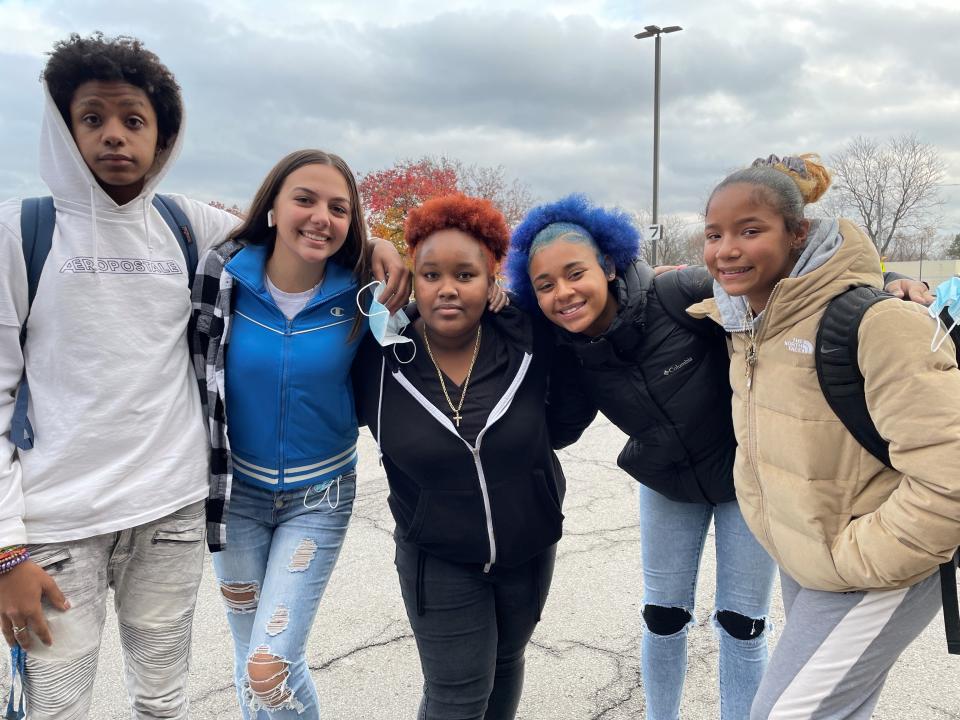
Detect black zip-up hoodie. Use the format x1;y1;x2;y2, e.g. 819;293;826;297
353;304;591;569
557;262;736;504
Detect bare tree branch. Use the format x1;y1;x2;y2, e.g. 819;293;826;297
828;134;945;256
631;211;705;266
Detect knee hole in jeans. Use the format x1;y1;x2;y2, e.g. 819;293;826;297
642;604;691;635
220;581;260;613
716;610;766;640
246;650;304;713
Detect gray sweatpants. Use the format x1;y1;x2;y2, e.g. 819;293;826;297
751;570;942;719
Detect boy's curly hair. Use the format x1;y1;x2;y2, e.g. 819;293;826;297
405;194;510;272
44;33;183;150
506;194;641;309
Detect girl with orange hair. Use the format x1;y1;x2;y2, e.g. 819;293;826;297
352;194;593;720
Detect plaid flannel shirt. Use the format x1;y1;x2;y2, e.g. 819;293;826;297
190;238;245;551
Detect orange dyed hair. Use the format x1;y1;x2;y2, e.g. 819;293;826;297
405;194;509;272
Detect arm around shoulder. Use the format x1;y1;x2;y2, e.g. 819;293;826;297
165;194;243;257
546;344;598;449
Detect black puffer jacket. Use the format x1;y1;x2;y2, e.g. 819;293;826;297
557;262;735;504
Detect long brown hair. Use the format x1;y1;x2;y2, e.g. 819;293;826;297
231;149;371;338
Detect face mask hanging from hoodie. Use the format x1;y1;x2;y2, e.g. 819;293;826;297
356;280;416;363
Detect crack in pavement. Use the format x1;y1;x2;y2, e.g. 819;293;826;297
312;628;413;671
531;637;643;719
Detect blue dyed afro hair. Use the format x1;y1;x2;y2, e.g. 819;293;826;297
505;194;642;310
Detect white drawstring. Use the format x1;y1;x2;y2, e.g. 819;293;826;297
303;474;342;510
89;185;100;277
376;357;385;465
142;196;153;261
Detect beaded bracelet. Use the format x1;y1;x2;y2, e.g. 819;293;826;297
0;545;26;559
0;547;26;562
0;548;29;574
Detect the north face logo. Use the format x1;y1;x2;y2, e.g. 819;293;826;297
784;337;813;354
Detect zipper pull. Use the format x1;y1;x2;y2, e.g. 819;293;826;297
745;343;757;390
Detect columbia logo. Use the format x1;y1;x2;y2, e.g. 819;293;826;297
663;357;693;376
784;338;813;354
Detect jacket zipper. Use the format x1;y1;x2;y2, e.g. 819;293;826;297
278;317;292;491
390;353;533;572
745;286;781;555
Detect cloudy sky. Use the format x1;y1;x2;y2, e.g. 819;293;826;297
1;0;959;233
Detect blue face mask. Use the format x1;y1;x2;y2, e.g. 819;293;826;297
928;276;960;351
356;280;415;363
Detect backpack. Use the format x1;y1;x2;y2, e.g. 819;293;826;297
816;285;960;655
9;195;198;450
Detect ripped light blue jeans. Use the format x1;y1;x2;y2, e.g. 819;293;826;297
212;472;356;719
639;484;776;720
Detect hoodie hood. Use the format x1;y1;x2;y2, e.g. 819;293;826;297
39;80;183;212
711;218;881;333
38;80;185;267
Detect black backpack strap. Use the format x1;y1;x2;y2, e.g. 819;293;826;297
11;197;56;450
152;194;198;288
942;552;960;655
818;286;960;653
653;268;718;338
815;286;894;467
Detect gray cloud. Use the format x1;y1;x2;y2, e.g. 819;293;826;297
0;0;958;233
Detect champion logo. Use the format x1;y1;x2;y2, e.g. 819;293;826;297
331;307;345;317
784;337;814;354
663;357;694;376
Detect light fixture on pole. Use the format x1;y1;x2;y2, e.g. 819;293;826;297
635;24;682;265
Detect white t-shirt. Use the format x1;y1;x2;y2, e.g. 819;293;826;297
265;274;320;320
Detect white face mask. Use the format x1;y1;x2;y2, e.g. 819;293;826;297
929;276;960;352
356;280;416;363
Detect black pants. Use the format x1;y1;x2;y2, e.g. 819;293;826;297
395;541;557;720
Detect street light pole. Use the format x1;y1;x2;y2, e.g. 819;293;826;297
635;24;682;265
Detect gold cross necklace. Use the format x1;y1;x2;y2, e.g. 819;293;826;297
423;324;482;427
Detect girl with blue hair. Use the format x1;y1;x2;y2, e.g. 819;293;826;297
505;193;926;719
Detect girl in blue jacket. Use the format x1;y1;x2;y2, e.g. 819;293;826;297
191;149;407;719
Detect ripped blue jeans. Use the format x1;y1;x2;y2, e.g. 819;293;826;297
638;484;776;720
212;473;356;719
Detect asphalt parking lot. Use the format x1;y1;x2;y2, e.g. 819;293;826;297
3;419;958;718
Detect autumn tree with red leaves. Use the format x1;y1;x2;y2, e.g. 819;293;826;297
208;200;245;218
359;156;533;256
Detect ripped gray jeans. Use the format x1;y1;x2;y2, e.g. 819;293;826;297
23;499;206;719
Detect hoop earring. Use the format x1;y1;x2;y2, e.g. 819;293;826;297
267;210;275;227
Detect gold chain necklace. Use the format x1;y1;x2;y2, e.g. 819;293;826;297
422;324;482;427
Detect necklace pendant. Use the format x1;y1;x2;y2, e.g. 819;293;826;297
452;411;462;427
